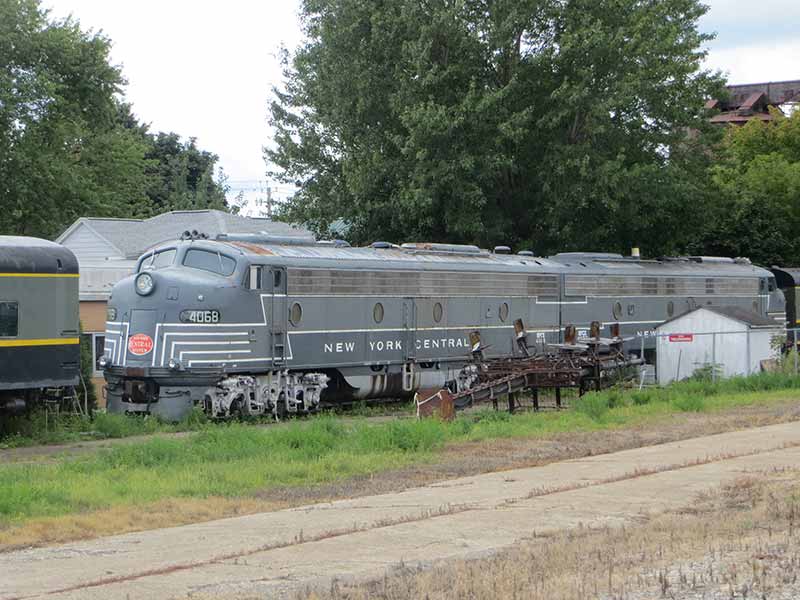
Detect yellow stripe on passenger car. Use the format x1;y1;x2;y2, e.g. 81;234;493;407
0;273;79;278
0;338;80;347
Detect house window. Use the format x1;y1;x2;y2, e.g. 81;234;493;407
82;333;106;377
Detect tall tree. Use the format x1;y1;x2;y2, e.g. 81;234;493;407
698;109;800;266
0;0;230;239
144;132;229;213
268;0;724;255
0;0;153;238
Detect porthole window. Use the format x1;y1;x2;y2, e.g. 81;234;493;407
612;301;623;320
499;302;509;322
433;302;443;323
667;301;674;317
373;302;384;324
289;302;303;326
627;304;635;316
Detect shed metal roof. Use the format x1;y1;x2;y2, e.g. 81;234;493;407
656;306;779;329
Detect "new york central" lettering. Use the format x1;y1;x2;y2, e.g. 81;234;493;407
323;336;471;354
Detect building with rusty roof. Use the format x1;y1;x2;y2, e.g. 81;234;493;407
707;80;800;125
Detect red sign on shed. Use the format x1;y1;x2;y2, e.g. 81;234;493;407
668;334;694;343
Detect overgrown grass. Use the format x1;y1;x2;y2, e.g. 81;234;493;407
572;371;800;421
1;371;800;528
0;408;208;449
0;400;414;449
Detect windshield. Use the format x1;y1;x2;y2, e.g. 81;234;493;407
183;248;236;276
140;249;176;272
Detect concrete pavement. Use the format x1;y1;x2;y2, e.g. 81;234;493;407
3;421;800;599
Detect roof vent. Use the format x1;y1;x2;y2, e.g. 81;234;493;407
400;242;483;255
688;256;735;264
517;250;534;256
316;239;351;247
551;252;624;260
493;245;511;254
216;233;317;246
370;241;396;249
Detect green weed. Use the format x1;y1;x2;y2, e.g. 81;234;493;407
573;394;610;421
671;394;706;412
2;372;800;527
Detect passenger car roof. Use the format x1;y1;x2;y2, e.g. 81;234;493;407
0;236;79;274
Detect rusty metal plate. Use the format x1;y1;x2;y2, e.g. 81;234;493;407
416;388;455;421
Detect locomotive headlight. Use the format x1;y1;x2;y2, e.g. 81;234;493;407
135;272;155;296
98;355;108;369
168;358;181;371
106;307;117;321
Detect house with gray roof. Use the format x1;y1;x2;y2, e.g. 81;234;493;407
55;209;312;401
58;209;310;272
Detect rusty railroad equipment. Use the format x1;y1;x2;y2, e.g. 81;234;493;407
417;320;643;417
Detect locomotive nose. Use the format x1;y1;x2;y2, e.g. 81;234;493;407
105;272;163;368
125;309;158;365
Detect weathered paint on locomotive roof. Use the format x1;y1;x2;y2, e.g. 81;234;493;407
216;241;570;273
146;238;771;279
0;236;79;275
227;241;276;256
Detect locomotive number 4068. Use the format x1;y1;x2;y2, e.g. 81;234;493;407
180;310;221;324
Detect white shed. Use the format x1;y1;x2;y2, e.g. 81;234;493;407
655;306;782;385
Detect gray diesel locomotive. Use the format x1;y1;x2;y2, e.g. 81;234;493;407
0;236;81;414
102;235;785;420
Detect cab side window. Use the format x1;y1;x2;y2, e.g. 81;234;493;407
248;265;263;290
0;301;19;337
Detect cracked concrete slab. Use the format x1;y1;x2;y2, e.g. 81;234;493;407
3;421;800;600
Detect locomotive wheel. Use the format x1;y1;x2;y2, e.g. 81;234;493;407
275;392;288;421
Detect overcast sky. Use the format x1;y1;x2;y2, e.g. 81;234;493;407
46;0;800;213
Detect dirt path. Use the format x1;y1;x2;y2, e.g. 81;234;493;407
3;421;800;600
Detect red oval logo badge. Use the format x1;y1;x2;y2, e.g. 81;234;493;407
128;333;154;356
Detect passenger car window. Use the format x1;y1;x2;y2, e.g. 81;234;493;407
0;302;19;337
183;249;236;276
141;249;177;271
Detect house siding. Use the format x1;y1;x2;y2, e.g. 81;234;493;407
61;224;122;262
